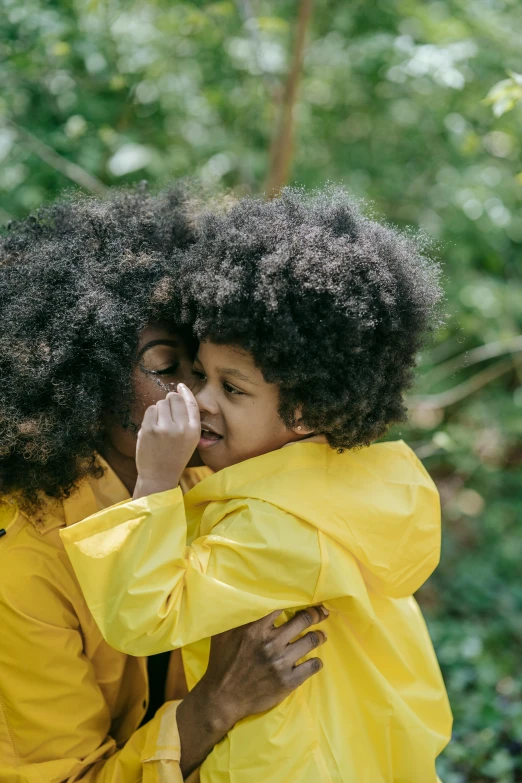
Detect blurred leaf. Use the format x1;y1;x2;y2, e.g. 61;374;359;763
485;75;522;117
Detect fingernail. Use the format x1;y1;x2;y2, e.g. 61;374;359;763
178;383;186;389
321;606;329;617
322;632;328;641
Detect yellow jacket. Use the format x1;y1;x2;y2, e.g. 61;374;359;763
62;441;453;783
0;457;207;783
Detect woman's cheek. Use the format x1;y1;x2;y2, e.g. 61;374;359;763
104;420;138;458
133;373;167;412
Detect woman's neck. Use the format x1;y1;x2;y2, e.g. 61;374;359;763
100;444;138;495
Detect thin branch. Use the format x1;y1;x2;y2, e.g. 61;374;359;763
421;334;522;387
418;336;465;366
264;0;313;198
412;356;515;410
6;118;108;195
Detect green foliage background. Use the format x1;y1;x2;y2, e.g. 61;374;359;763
1;1;522;779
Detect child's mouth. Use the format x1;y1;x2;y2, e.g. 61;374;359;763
199;427;223;449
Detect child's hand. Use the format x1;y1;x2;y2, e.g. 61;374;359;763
133;383;201;499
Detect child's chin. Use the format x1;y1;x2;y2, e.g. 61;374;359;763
196;446;230;473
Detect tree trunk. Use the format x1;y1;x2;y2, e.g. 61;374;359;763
264;0;313;198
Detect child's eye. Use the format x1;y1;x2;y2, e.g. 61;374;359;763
192;369;207;381
223;382;244;396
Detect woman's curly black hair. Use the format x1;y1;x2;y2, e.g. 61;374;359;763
0;182;195;509
181;186;443;450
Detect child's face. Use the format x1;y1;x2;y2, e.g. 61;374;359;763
193;342;303;472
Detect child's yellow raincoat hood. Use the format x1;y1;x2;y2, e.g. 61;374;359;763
191;439;440;601
62;441;452;783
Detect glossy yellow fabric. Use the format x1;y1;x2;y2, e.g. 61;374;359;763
62;441;453;783
0;458;208;783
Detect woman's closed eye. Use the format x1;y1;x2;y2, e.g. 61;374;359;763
139;360;180;377
152;362;180;376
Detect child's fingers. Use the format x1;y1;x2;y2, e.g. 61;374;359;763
141;404;158;429
166;391;190;427
156;397;175;427
177;383;201;430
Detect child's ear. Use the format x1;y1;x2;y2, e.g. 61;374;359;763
291;409;315;436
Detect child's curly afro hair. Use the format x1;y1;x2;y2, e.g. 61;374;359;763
182;186;443;450
0;182;195;509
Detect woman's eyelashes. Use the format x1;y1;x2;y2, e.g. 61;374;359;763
140;361;180;377
153;363;180;376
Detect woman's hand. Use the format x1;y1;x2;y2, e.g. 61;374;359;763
201;605;329;726
134;383;201;499
176;605;329;777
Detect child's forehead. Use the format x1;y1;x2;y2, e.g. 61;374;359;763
199;340;247;360
197;341;262;380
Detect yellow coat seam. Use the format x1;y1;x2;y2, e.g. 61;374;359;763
0;684;20;767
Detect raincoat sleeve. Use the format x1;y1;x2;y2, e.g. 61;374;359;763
61;488;365;656
86;702;186;783
0;527;185;783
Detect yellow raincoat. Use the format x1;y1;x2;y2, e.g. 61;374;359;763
0;457;207;783
62;441;453;783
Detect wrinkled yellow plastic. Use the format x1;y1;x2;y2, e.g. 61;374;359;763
62;441;452;782
0;459;212;783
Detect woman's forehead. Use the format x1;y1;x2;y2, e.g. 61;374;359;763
137;323;180;350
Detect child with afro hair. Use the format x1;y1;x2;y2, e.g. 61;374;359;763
62;187;452;783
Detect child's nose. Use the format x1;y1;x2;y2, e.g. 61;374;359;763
195;385;219;415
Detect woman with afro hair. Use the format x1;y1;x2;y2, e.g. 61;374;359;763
62;187;453;783
0;183;330;783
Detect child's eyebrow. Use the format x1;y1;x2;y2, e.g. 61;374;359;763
194;354;260;385
217;366;259;385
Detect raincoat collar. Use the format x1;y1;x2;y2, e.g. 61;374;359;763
64;454;130;527
29;457;210;535
186;439;440;599
29;454;130;535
